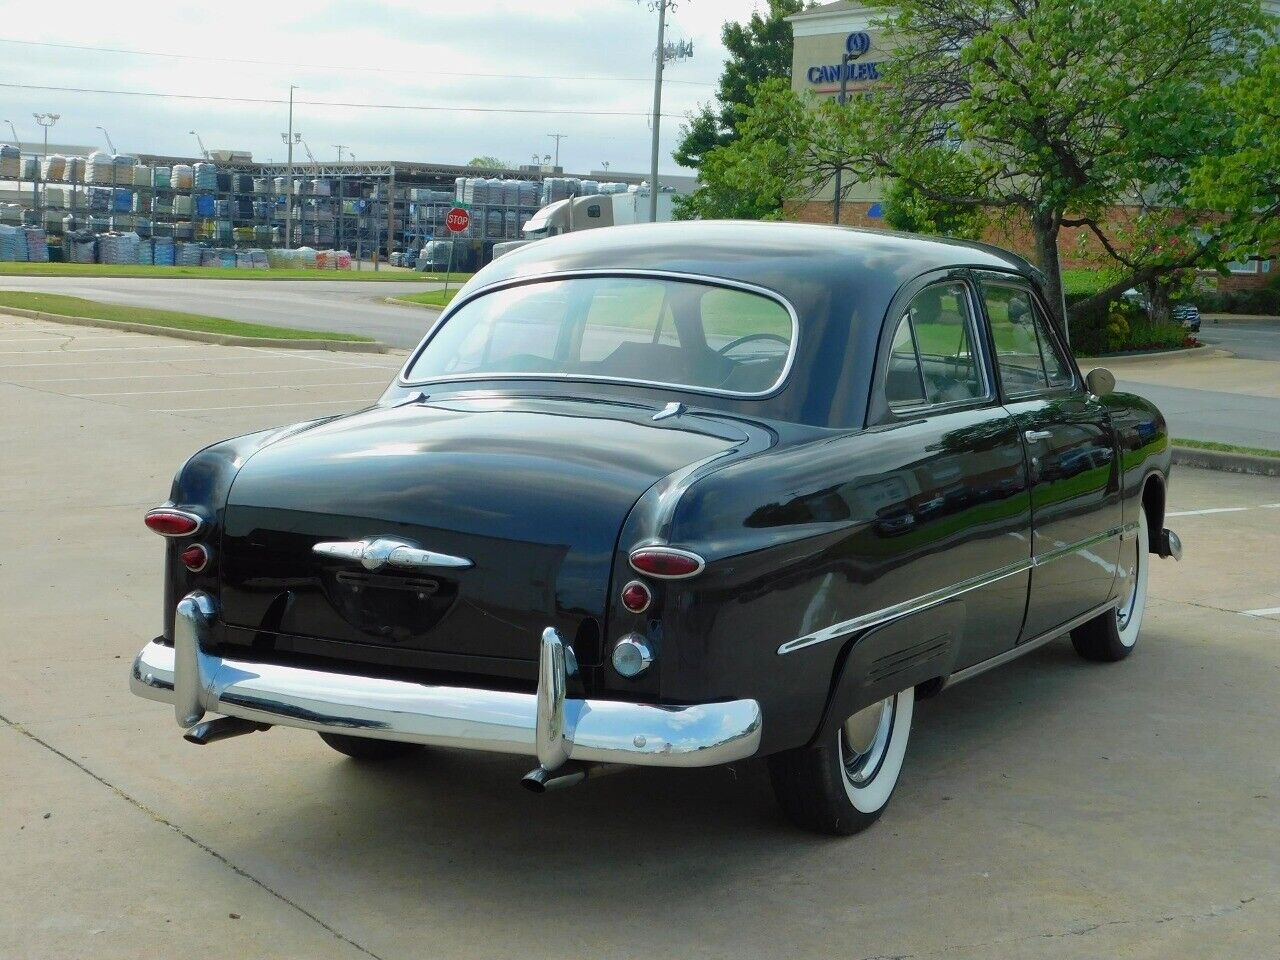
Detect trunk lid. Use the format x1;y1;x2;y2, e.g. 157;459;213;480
219;396;744;663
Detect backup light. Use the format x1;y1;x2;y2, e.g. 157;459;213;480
628;547;705;580
612;634;654;678
144;508;203;537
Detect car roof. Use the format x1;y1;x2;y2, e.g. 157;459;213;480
468;220;1039;307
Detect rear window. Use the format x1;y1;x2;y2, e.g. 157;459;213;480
404;275;795;395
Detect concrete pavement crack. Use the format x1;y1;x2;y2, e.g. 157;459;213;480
0;711;387;960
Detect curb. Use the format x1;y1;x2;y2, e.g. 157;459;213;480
1171;446;1280;478
1082;347;1227;367
384;296;444;313
0;307;388;353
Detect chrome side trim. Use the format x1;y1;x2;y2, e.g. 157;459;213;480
396;268;802;401
777;557;1033;656
131;592;762;769
312;537;473;571
942;599;1119;688
777;523;1134;656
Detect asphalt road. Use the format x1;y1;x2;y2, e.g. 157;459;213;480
1198;319;1280;361
0;276;444;349
1114;380;1280;449
3;315;1278;959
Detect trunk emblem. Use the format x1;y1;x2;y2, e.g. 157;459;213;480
312;538;473;572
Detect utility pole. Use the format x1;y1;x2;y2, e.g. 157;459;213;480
641;2;691;223
601;160;610;173
3;120;17;146
189;130;209;159
33;112;58;158
282;84;299;248
5;120;19;208
831;53;852;225
547;134;566;169
95;125;116;154
333;144;348;163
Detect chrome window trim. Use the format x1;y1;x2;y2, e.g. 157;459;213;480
395;268;802;401
776;521;1137;655
884;278;995;418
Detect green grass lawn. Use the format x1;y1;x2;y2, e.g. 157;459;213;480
395;289;460;308
0;292;373;342
1173;437;1280;459
0;262;471;282
1061;268;1120;297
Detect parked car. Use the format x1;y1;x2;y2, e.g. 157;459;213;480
131;223;1182;834
1121;288;1201;331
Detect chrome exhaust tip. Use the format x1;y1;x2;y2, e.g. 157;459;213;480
521;761;626;793
1156;527;1182;561
183;716;271;745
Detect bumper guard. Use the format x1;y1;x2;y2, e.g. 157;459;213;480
130;592;762;771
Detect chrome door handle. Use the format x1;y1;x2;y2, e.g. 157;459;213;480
1024;429;1053;443
313;538;473;571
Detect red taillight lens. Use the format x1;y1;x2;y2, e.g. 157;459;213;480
628;547;705;579
180;544;210;572
144;509;202;537
620;580;652;613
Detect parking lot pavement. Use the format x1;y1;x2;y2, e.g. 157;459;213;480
3;316;1279;960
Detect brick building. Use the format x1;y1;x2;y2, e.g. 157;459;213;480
785;0;1277;289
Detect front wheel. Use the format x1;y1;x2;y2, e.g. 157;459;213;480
767;686;915;835
1071;509;1149;662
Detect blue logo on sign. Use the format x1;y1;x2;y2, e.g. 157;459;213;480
846;31;871;55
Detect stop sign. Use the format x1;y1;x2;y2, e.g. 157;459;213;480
445;207;470;233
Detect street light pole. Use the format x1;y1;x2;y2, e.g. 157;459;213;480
32;112;58;158
95;125;116;154
832;52;852;225
547;134;566;169
189;130;209;160
3;120;17;146
283;84;299;248
647;1;668;223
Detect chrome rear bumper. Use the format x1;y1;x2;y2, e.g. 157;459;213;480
130;591;762;771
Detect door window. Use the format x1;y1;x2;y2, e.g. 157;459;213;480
984;284;1074;394
883;281;987;411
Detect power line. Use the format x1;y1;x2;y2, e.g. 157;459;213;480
0;82;691;119
0;36;717;87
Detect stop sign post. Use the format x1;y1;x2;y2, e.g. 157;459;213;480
442;206;470;294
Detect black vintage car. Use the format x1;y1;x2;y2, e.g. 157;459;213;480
131;222;1182;834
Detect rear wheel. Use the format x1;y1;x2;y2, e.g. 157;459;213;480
767;686;915;835
1072;509;1149;661
318;732;423;761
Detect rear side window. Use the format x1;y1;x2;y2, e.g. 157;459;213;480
983;284;1074;394
883;281;987;411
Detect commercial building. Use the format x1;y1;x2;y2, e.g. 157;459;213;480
785;0;1277;288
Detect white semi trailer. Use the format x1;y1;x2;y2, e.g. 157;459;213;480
491;190;677;260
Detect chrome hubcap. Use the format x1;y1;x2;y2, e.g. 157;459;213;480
1117;535;1141;629
841;695;895;786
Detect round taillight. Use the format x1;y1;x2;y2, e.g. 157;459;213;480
628;547;705;580
180;544;211;572
620;580;651;613
144;508;203;537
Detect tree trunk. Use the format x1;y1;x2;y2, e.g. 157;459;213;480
1143;279;1172;325
1030;210;1068;339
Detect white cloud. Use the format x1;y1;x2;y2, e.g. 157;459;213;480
0;0;754;173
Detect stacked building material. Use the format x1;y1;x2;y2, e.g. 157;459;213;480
62;157;85;183
175;242;202;266
67;230;97;263
152;237;175;265
84;152;115;185
134;218;152;238
171;165;194;190
0;224;26;261
173;195;193;216
172;221;193;240
22;157;39;180
24;227;48;261
193;163;217;191
87;188;111;213
198;247;218;267
132;165;152;187
194;193;216;217
135;238;154;265
249;249;269;269
0;145;20;180
98;232;140;265
41;155;67;181
113;188;134;213
216;172;232;193
151;167;171;190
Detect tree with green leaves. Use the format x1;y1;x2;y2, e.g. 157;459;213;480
835;0;1267;326
467;156;509;169
673;0;804;219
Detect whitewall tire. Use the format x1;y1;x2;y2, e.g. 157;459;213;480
768;686;916;835
1072;509;1150;661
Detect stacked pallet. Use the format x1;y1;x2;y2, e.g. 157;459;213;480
0;145;20;180
193;162;217;191
153;237;176;265
0;224;26;260
41;155;67;181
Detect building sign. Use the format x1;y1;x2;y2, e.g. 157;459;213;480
805;31;882;93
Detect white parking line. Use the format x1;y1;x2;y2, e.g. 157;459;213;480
79;380;388;397
1242;607;1280;618
1167;504;1280;517
0;344;201;355
0;355;399;370
18;367;388;383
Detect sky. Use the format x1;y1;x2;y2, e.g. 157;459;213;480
0;0;751;175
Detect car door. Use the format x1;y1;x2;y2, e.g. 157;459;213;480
866;273;1032;671
977;273;1123;641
